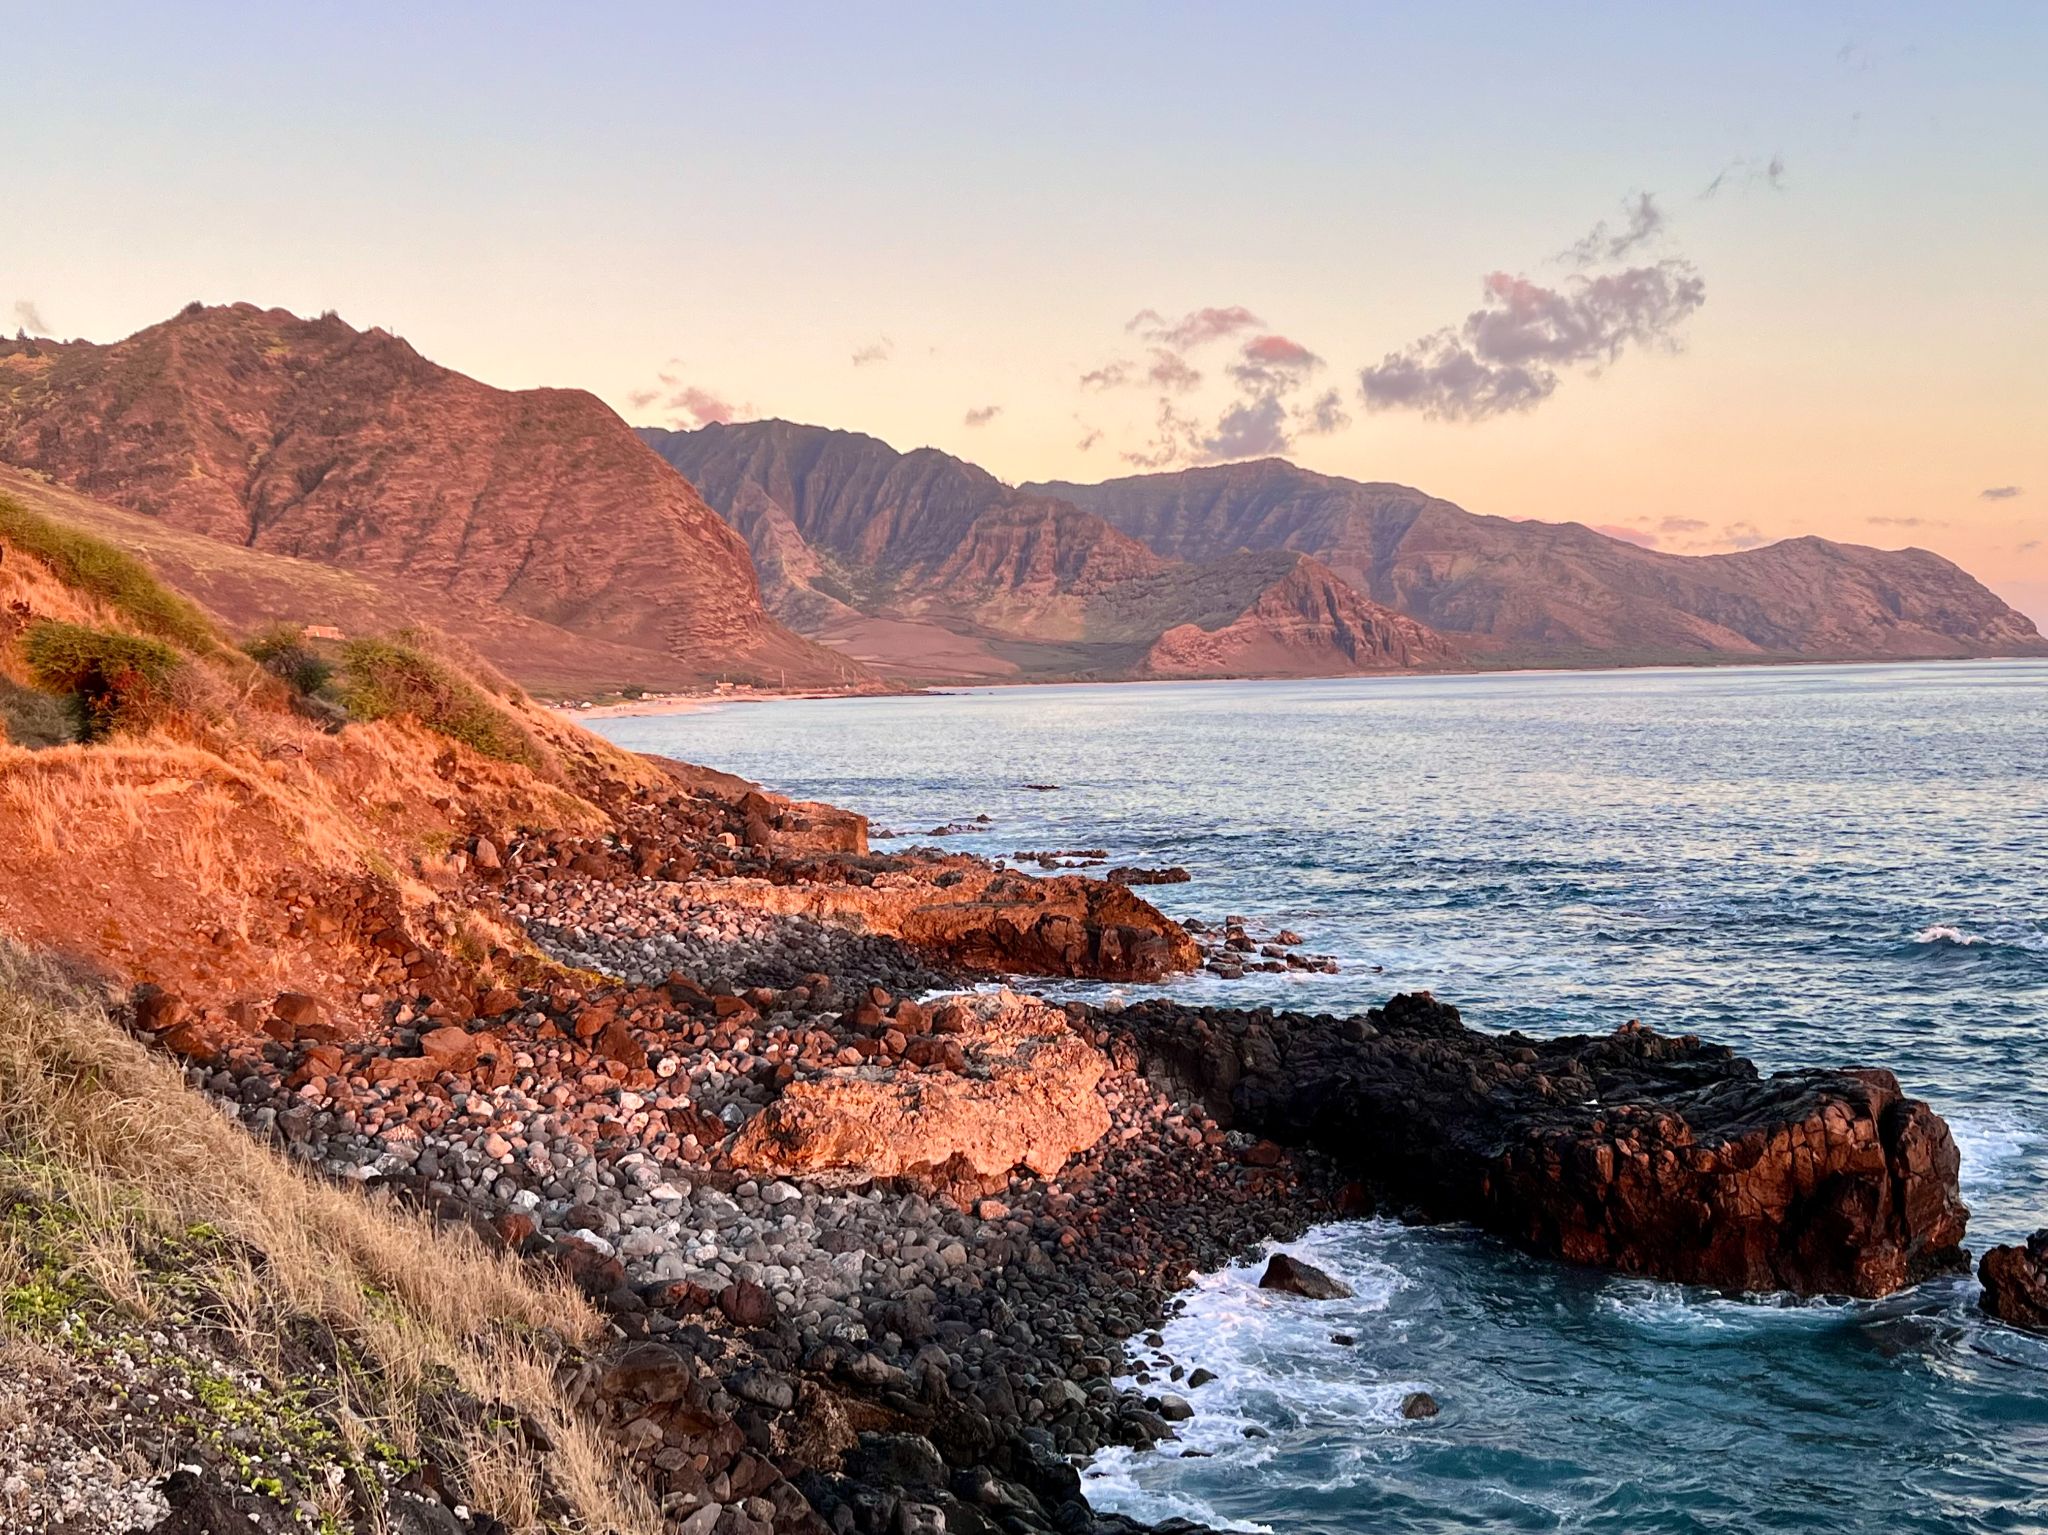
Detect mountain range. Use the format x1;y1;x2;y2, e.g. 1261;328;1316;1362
1031;461;2046;665
640;420;1454;680
2;304;2039;695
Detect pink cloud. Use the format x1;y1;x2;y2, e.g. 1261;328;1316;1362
666;386;744;427
1591;522;1659;548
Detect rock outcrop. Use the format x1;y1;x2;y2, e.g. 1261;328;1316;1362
1111;992;1969;1297
1979;1231;2048;1331
731;991;1111;1184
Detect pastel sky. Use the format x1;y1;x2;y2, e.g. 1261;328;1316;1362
7;3;2045;621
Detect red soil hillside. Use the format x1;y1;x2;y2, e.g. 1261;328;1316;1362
0;306;872;694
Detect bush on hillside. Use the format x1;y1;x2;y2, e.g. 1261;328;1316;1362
334;634;540;766
20;621;184;742
0;496;218;653
0;676;74;750
242;624;334;698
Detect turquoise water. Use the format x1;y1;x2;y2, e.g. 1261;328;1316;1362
591;662;2048;1534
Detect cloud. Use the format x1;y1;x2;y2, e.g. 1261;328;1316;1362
1302;389;1350;436
1559;193;1665;266
1198;395;1292;461
626;387;659;410
1147;349;1203;392
963;404;1002;427
1720;521;1768;550
1659;516;1708;534
1122;399;1205;470
1079;360;1130;390
1359;261;1706;421
665;386;744;427
1227;334;1323;391
1868;515;1940;528
1076;422;1103;453
1981;485;2024;500
852;338;893;367
2021;539;2041;554
1592;522;1659;548
1701;152;1787;198
11;300;48;335
1127;305;1263;349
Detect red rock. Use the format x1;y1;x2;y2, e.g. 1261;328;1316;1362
718;1280;777;1328
131;983;188;1034
732;991;1110;1183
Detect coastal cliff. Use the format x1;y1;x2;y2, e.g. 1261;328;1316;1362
0;487;1982;1534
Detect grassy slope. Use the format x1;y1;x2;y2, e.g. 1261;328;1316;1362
0;938;659;1533
0;465;752;699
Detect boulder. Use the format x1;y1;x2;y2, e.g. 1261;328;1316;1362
730;991;1111;1183
1980;1230;2048;1331
1259;1253;1353;1300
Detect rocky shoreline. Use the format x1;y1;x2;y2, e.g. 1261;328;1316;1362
115;763;1983;1535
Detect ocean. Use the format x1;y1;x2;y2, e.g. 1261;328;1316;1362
590;661;2048;1534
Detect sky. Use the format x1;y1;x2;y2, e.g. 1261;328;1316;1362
6;3;2045;621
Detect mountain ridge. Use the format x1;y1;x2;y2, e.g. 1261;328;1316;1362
641;419;1457;681
0;305;872;693
1029;458;2046;663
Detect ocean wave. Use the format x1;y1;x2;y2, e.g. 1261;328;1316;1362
1085;1227;1429;1524
1913;924;1989;947
1596;1279;1855;1337
1947;1110;2041;1193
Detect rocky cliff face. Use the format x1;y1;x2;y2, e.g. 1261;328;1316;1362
643;420;1458;681
1034;459;2048;664
0;307;869;691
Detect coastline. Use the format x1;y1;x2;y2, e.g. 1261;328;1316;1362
558;652;2048;727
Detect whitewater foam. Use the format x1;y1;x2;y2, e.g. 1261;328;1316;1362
1913;923;1988;946
1084;1225;1429;1526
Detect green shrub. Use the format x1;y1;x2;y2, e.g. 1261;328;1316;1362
334;634;539;766
242;624;334;698
20;621;184;742
0;497;218;653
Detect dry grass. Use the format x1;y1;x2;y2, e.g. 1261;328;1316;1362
0;938;661;1534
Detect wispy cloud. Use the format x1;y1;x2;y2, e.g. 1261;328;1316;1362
1721;521;1768;550
1358;260;1706;421
1701;152;1787;198
666;386;745;427
1868;514;1942;528
852;338;893;367
1659;516;1708;534
12;299;48;335
1075;421;1103;453
1126;305;1263;349
1559;193;1665;266
1079;360;1129;390
1591;522;1659;548
963;404;1002;427
626;387;659;410
1981;485;2025;500
1301;388;1350;436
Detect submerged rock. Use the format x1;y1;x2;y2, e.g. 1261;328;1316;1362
1258;1253;1354;1299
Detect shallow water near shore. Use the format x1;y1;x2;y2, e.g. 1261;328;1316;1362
592;661;2048;1534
